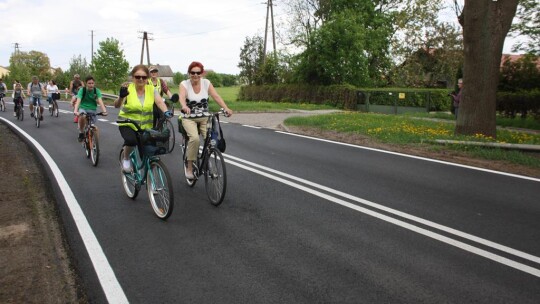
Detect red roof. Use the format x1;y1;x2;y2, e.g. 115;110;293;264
501;54;540;69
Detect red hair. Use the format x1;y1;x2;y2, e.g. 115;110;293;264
188;61;204;73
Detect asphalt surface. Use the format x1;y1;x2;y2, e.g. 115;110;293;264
1;98;539;303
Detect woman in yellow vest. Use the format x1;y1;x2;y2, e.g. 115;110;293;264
115;64;173;173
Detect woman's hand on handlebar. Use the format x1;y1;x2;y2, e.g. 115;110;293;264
223;107;233;117
181;105;190;115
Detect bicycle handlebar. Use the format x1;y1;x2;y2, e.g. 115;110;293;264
77;112;107;117
180;108;230;118
117;115;170;132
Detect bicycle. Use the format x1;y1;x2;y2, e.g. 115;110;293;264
31;96;44;128
79;112;105;166
48;93;60;117
179;109;228;206
117;117;174;220
14;97;24;121
0;93;5;112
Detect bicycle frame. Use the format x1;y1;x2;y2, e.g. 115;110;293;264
117;116;174;219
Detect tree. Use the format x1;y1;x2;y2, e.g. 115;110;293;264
220;74;238;87
290;0;392;86
9;51;51;83
510;0;540;55
499;54;540;91
238;35;265;85
67;55;90;79
8;53;32;84
455;1;519;138
173;72;185;85
89;38;129;93
205;71;223;87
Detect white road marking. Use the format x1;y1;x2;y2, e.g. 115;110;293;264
223;153;540;277
276;131;540;182
242;125;262;129
0;117;129;303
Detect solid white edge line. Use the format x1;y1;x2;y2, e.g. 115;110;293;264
224;154;540;265
275;131;540;182
0;117;129;303
224;157;540;278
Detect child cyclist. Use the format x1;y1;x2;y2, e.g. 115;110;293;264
73;75;108;142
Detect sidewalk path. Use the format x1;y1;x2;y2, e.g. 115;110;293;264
221;109;341;131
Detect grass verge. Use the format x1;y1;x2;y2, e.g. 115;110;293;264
285;112;540;167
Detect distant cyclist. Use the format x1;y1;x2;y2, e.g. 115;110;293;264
148;65;174;128
46;80;60;109
27;76;46;120
179;61;233;179
12;82;26;117
73;75;108;142
69;74;85;123
0;78;7;106
0;78;7;95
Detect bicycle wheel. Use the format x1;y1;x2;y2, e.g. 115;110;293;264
84;132;90;158
204;148;227;206
35;108;40;128
147;160;174;220
20;107;24;121
0;99;5;112
54;101;59;117
89;128;99;166
165;119;175;153
49;104;53;116
119;148;139;199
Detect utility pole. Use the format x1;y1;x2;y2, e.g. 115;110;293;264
13;43;21;55
90;30;94;64
262;0;277;62
138;31;153;65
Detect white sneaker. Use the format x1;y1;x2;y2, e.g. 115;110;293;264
13;112;17;117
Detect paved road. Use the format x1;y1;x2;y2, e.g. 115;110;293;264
1;99;539;303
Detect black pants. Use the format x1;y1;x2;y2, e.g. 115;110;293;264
119;126;138;146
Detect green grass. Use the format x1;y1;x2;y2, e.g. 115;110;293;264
285;112;540;167
406;111;540;130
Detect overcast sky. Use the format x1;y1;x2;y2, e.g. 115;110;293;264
0;0;521;75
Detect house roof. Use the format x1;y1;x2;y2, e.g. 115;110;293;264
149;64;174;77
501;54;540;69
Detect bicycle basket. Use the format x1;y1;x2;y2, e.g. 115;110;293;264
141;129;170;156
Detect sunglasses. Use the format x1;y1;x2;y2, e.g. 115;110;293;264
190;71;202;75
134;75;148;80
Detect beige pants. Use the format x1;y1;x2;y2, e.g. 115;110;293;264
182;117;208;161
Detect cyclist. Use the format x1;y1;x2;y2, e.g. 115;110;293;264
12;82;26;117
179;61;233;179
148;65;174;128
27;76;46;120
46;79;60;109
73;76;108;142
69;74;84;123
114;64;173;173
0;78;7;109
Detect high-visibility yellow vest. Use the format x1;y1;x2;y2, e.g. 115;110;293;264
148;78;162;95
118;83;155;131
